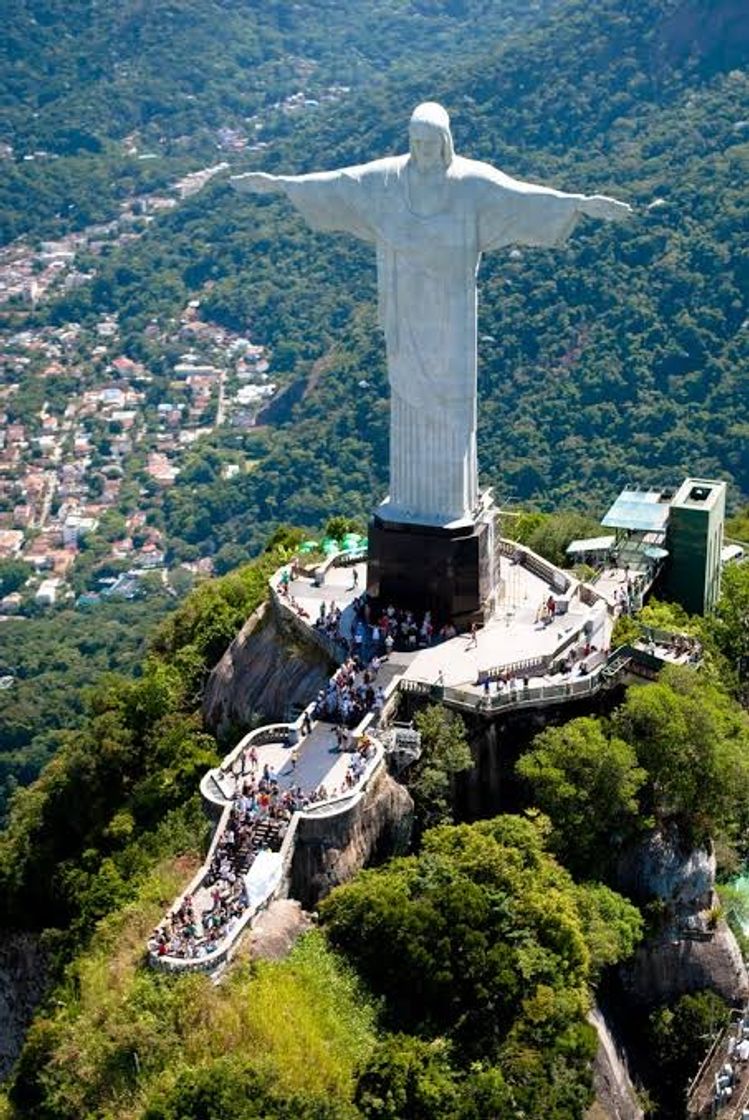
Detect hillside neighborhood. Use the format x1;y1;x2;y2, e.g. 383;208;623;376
0;155;284;617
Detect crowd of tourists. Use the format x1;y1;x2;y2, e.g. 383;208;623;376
314;600;345;645
350;597;458;653
642;630;702;664
148;772;322;962
314;656;386;728
149;879;249;962
150;670;381;962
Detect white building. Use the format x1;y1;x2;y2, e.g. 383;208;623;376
35;578;61;606
63;514;98;548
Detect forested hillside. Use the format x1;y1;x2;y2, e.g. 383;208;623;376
2;528;749;1119
28;0;747;558
0;0;561;240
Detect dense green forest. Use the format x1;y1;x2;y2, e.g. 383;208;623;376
0;595;176;823
26;0;746;559
0;0;561;241
0;538;642;1118
3;0;563;152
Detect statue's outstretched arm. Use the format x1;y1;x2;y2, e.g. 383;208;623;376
230;172;288;197
230;166;376;241
576;194;632;221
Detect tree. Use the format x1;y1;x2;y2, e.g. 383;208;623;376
725;507;749;543
355;1035;460;1120
409;705;474;832
708;563;749;693
516;716;646;876
512;510;602;568
321;814;641;1064
573;882;644;982
214;542;249;576
324;515;364;541
0;559;31;596
645;991;730;1120
637;598;695;635
612;666;749;841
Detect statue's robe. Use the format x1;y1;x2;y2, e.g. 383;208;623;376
282;155;582;524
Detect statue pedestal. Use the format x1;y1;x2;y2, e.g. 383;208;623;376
366;502;498;627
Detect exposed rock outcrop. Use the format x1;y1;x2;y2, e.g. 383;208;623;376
0;932;48;1081
290;767;414;909
623;923;748;1009
248;900;314;961
617;829;716;915
202;599;334;735
587;1005;644;1120
616;827;749;1008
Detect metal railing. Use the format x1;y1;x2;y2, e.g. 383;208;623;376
497;537;572;594
477;655;549;685
396;646;659;717
310;546;367;586
686;1008;746;1118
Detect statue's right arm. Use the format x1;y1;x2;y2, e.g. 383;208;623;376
230;165;378;240
230;172;289;197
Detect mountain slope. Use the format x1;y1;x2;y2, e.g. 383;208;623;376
11;0;749;552
0;0;563;241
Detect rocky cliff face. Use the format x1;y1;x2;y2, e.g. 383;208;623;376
202;599;334;735
588;1004;644;1120
0;932;47;1081
622;924;748;1009
290;767;414;910
617;827;749;1008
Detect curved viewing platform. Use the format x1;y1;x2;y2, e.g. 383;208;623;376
150;709;385;973
148;552;391;972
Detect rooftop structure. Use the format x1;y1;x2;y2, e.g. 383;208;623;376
663;478;726;615
598;477;727;616
601;488;672;534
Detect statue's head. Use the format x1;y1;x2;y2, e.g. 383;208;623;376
409;102;454;171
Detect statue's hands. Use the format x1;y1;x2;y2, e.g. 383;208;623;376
230;172;283;196
579;194;632;222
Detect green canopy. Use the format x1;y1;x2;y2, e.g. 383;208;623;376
299;540;319;553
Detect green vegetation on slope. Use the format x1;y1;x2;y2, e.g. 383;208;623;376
1;812;642;1120
517;662;749;875
0;596;175;823
8;908;374;1120
37;0;747;554
321;814;642;1117
1;0;561;241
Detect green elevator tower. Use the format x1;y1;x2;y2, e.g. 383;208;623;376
663;478;726;615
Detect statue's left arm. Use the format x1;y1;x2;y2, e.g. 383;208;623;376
475;164;631;251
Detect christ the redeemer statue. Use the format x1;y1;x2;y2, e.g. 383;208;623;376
232;102;630;526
